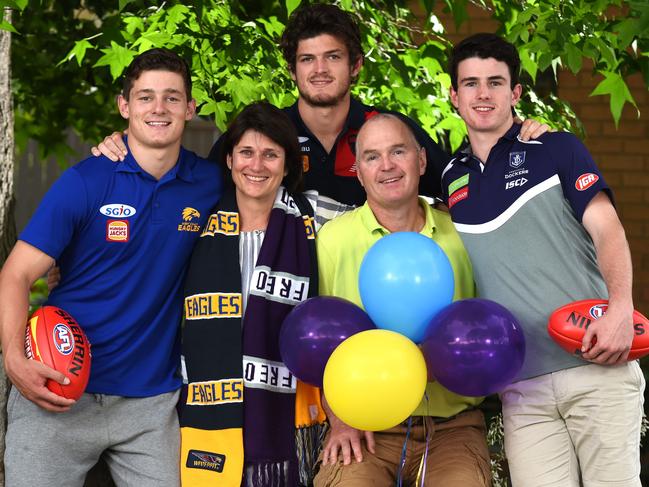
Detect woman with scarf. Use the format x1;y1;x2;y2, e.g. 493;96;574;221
179;101;351;487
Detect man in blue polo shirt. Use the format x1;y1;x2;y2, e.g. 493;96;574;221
0;48;222;486
442;33;644;486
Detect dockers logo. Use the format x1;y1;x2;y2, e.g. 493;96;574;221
52;324;74;355
178;207;201;232
186;450;226;473
186;378;243;406
509;151;526;168
185;293;242;320
201;211;239;237
575;173;599;191
106;220;129;242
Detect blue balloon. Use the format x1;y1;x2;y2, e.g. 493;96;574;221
359;232;455;343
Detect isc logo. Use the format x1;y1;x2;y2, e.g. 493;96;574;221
100;204;137;218
505;177;527;190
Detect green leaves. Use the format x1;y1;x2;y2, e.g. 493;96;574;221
565;44;583;74
93;41;137;80
0;0;27;10
60;38;95;66
0;18;18;34
285;0;301;17
492;0;648;129
591;71;638;126
10;0;649;165
119;0;137;12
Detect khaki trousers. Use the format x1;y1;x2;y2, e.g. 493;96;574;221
501;361;645;487
313;409;491;486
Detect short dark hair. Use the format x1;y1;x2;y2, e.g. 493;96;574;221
220;102;303;193
280;3;363;73
449;33;520;90
122;48;192;100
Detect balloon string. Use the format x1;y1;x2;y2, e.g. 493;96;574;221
396;416;412;487
415;417;431;487
415;392;431;486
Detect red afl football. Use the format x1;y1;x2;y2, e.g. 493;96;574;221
548;299;649;361
24;306;91;400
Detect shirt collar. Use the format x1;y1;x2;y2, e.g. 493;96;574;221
348;97;370;129
285;97;367;136
460;122;521;156
115;138;194;183
358;197;438;237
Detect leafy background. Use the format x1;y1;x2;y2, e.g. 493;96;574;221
10;0;649;166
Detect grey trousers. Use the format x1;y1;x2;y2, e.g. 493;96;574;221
5;387;180;487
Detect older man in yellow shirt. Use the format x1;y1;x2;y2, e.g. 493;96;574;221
313;113;491;487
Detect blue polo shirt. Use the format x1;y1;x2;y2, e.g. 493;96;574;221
441;124;612;380
20;146;222;396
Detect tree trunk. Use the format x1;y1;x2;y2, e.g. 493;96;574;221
0;7;16;487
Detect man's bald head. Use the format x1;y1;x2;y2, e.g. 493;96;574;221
355;113;421;156
354;113;426;210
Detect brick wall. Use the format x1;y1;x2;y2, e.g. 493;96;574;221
434;4;649;315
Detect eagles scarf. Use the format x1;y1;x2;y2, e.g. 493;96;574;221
180;186;326;486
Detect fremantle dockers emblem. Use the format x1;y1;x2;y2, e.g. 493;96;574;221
509;151;526;168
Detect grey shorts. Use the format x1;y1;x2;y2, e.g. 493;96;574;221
4;387;180;487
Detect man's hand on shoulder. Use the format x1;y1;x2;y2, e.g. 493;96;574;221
581;305;634;364
516;117;551;141
3;348;75;412
91;130;129;162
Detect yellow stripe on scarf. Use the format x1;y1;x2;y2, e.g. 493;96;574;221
294;380;326;427
180;427;243;486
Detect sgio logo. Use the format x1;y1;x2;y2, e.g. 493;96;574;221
100;204;137;218
505;177;528;190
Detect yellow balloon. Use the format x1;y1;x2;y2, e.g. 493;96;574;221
323;329;427;431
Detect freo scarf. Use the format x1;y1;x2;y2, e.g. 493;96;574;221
180;186;326;486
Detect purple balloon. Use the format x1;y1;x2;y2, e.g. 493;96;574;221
280;296;376;387
422;298;525;397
